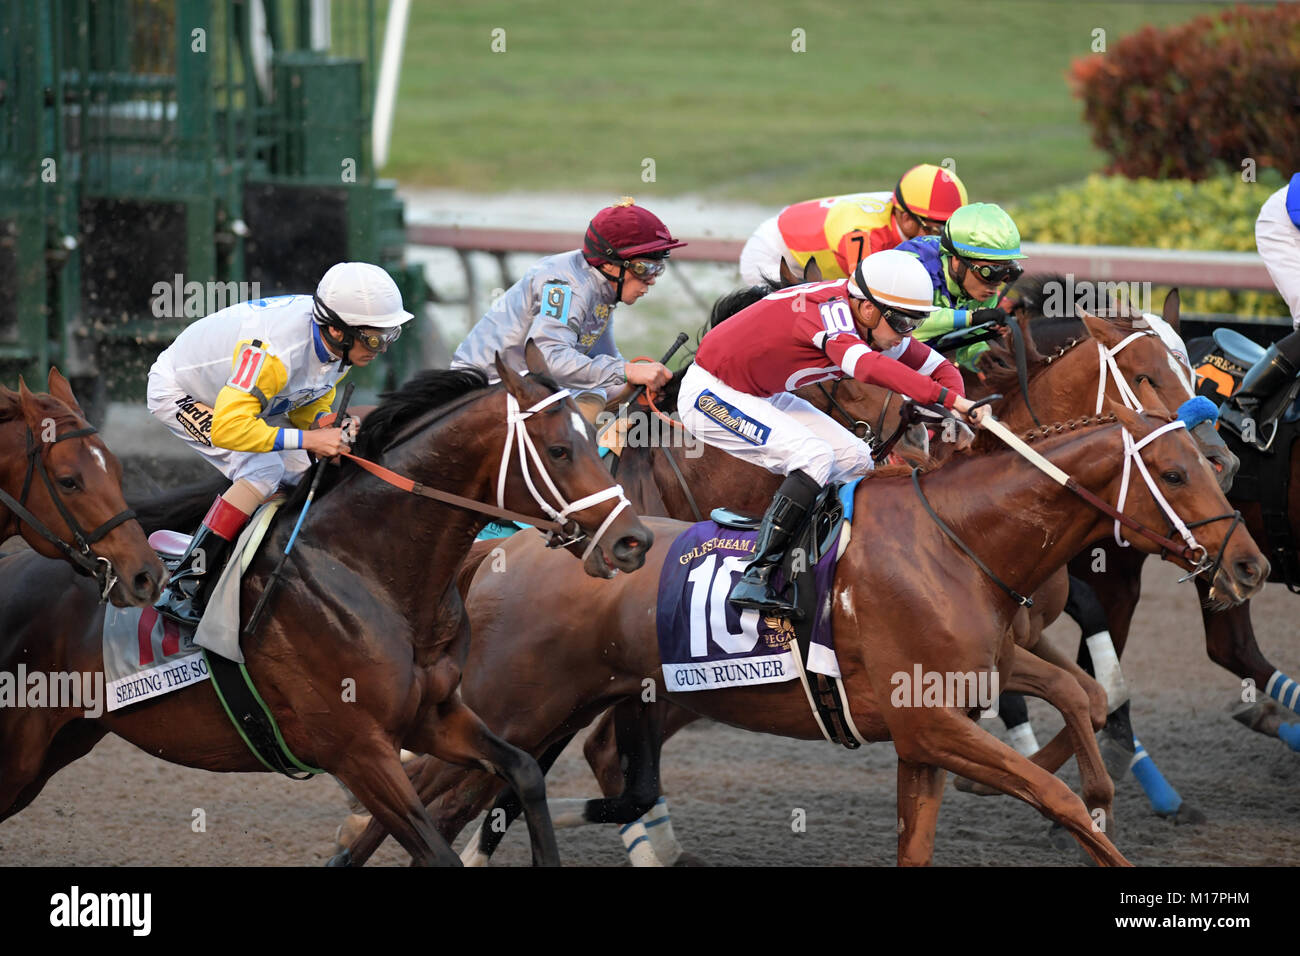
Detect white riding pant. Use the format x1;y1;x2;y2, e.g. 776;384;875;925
677;364;874;485
147;373;311;499
738;216;800;288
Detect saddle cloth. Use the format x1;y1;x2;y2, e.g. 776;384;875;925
103;499;281;710
655;479;859;693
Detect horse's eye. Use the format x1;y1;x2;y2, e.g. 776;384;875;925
58;476;80;491
1161;470;1184;486
548;445;570;462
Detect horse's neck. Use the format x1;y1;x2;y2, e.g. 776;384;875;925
998;340;1098;431
888;425;1124;601
0;422;29;534
654;440;780;520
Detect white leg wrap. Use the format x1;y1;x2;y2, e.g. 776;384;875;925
1007;721;1041;757
620;820;663;867
1086;630;1130;710
459;819;491;866
642;797;683;867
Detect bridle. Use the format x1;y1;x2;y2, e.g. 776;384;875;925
343;387;632;563
0;423;136;601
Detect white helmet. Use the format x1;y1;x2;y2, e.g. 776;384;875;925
316;262;413;329
847;249;939;317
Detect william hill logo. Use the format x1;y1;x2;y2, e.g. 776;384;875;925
696;391;769;445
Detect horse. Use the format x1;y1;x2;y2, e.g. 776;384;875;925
992;275;1300;819
1;368;164;607
335;397;1267;867
334;290;1227;865
0;345;651;866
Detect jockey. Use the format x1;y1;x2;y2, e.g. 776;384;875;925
895;202;1027;369
452;198;685;424
146;262;413;624
677;249;989;615
1226;172;1300;426
738;164;969;286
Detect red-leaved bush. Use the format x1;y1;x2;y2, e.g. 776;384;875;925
1069;2;1300;180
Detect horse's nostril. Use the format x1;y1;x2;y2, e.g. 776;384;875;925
1234;560;1261;584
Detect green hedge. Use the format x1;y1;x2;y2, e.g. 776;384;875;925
1011;174;1289;318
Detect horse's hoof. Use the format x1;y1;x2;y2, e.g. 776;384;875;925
952;774;1000;796
326;848;352;867
1170;803;1206;826
334;813;370;853
1047;821;1075;853
672;852;711;867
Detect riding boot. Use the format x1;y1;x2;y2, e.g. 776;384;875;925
1223;330;1300;437
157;496;249;626
729;469;822;617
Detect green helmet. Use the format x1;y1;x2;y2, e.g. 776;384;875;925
940;203;1026;261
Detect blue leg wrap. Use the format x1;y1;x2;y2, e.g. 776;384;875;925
1278;723;1300;752
1130;736;1182;816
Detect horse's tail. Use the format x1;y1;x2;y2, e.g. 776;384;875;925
128;473;230;534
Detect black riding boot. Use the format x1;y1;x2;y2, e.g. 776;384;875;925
1223;330;1300;436
157;525;236;626
729;469;822;616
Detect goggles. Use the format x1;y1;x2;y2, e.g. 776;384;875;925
624;257;668;280
961;259;1024;284
353;325;402;352
881;308;925;335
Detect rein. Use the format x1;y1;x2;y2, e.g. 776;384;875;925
0;424;134;601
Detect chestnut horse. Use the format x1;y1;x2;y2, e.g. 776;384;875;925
338;401;1266;866
0;347;651;866
1;369;164;606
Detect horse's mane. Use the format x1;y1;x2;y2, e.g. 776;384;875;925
0;385;83;432
0;386;19;424
351;367;493;458
969;412;1118;455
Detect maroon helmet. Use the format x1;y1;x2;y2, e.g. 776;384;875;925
583;199;686;268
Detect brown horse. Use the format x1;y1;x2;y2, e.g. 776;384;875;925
1;369;164;606
0;346;651;866
353;401;1266;866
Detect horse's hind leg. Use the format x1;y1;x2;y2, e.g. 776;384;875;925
330;740;462;867
460;734;573;866
409;695;560;867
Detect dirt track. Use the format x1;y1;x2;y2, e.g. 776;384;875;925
2;550;1297;868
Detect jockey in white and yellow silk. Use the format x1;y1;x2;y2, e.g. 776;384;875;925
738;164;969;286
146;261;413;624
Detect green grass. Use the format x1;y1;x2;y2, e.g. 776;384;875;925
386;0;1227;202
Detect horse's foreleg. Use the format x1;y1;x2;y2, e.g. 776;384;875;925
1003;647;1115;834
329;740;462;867
410;695;559;867
893;707;1129;866
896;758;946;866
0;717;105;825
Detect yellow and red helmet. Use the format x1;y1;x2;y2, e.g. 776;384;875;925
892;164;969;224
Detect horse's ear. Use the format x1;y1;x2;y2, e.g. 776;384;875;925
802;257;822;283
1015;313;1047;363
1079;307;1123;347
1132;378;1171;417
17;377;47;435
778;258;798;288
1162;287;1181;334
493;350;526;401
46;367;85;419
523;339;551;379
1107;398;1143;433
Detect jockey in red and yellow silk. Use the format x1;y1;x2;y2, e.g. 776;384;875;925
739;164;969;285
